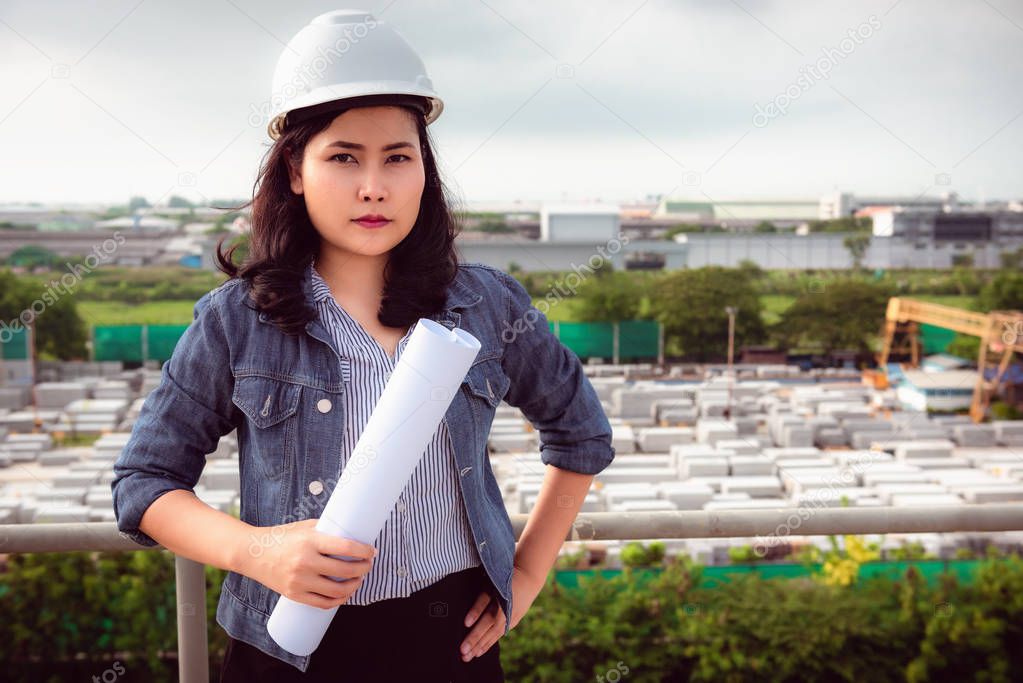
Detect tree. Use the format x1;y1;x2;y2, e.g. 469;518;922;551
775;279;891;354
649;266;766;360
807;216;871;233
843;233;871;269
128;195;151;211
574;271;644;321
753;221;777;233
0;270;88;359
1000;246;1023;270
978;271;1023;311
7;245;58;269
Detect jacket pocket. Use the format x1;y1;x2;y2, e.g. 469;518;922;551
461;357;510;411
231;374;302;479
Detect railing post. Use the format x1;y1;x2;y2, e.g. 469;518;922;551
175;555;209;683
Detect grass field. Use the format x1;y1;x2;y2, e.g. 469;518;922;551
78;301;198;326
78;295;979;328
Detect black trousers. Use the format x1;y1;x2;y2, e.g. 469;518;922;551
219;565;505;682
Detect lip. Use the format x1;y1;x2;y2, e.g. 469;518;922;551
353;215;391;228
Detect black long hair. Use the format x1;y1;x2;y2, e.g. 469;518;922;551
215;104;462;335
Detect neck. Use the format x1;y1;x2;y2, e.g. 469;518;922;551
314;247;389;304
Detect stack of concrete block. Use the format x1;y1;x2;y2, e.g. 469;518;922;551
489;432;538;452
842;419;897;449
92;380;133;401
680;457;730;478
611;499;678;512
602;483;659;507
6;434;53;463
611;385;690;419
720;476;783;498
728;455;775;476
781;424;815;448
200;461;241;492
874;483;948;504
890;493;964;506
859;463;927;487
894;440;955;461
993;421;1023;447
769;414;805;446
792;486;876;507
714;439;760;455
952;424;998;447
0;412;36;432
35;382;90;409
960;485;1023;503
696;419;738;445
597;467;680;484
732;417;759;435
635;427;693;452
610;424;636;454
704;498;789;510
657;481;714;509
0;387;30;410
669;444;732;472
59;398;130;432
779;467;852;494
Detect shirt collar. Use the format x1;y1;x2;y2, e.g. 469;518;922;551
303;260;482;311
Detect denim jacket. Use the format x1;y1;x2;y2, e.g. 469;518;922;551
110;261;615;672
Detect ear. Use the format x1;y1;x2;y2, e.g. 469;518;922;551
285;149;304;195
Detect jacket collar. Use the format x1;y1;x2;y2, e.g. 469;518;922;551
256;261;483;325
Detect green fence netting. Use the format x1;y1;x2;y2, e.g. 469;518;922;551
0;326;30;360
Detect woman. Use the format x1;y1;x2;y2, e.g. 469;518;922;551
110;9;615;682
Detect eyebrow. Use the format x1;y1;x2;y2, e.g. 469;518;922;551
325;140;416;151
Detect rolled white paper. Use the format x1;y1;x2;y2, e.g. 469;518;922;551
266;317;482;656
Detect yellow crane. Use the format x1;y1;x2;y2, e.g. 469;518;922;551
877;297;1023;423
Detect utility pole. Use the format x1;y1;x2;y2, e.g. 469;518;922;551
724;306;737;420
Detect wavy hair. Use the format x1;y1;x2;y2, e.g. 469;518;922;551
215;104;462;336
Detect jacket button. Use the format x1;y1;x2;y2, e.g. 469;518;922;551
460;466;472;477
478;540;487;551
317;398;332;413
308;480;324;495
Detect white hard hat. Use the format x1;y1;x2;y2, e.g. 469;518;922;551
266;9;443;140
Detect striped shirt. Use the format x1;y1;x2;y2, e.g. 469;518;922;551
308;261;481;603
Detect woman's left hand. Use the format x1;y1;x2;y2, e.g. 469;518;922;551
459;566;543;662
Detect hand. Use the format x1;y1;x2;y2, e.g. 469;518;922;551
241;518;377;610
459;565;543;662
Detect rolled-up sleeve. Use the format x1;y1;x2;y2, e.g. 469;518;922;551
110;289;239;546
494;269;615;475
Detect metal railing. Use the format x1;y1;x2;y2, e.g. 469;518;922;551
3;503;1023;683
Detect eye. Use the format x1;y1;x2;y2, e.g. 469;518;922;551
387;154;411;163
331;153;356;164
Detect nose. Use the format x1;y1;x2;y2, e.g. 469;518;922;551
358;170;386;203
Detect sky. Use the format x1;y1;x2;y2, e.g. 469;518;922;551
0;0;1021;207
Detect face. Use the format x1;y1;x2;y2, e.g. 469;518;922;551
288;105;425;259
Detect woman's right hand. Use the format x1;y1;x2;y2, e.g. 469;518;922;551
242;518;377;610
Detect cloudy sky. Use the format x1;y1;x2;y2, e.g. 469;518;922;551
1;0;1021;206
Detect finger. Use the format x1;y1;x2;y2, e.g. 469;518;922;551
314;553;373;580
460;605;496;657
295;584;358;610
315;533;377;560
463;591;491;628
473;612;506;657
309;573;364;600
